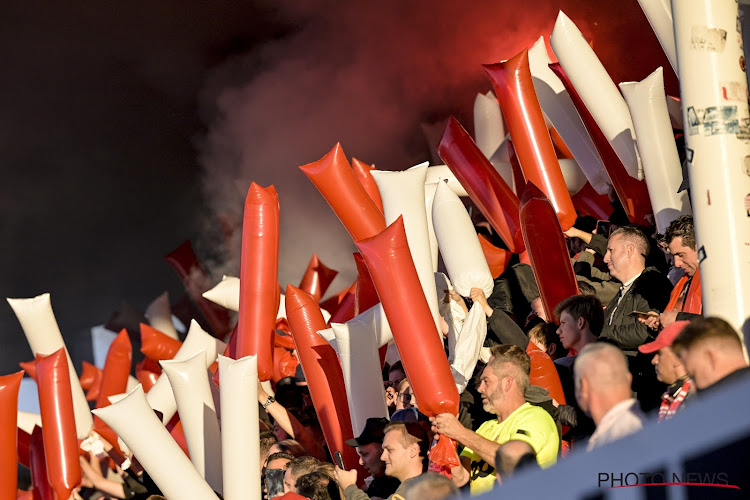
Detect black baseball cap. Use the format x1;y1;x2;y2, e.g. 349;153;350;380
346;417;389;447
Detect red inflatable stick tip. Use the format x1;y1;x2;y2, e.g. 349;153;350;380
519;183;579;320
246;182;279;206
438;117;525;254
95;329;132;411
140;323;183;361
19;360;37;382
299;143;386;243
352;157;384;216
485;50;576;231
299;253;339;303
80;361;103;402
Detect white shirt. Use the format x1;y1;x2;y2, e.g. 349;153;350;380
587;398;646;451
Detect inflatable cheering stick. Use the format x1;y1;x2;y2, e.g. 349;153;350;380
36;349;82;500
438;117;525;253
7;293;93;439
0;371;23;498
356;217;461;468
140;323;183;362
300;143;386;242
484;49;577;231
519;184;580;320
285;285;362;477
549;63;653;226
237;183;279;380
299;253;338;303
352;157;384;216
164;241;232;337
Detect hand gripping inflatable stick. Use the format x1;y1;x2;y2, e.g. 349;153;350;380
237;183;280;380
356;217;460;469
485;49;577;231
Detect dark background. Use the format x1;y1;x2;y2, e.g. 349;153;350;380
0;1;679;375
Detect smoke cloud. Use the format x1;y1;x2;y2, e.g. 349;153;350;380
197;0;674;292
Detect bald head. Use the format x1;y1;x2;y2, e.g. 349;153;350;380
576;343;630;388
495;440;537;483
574;343;633;424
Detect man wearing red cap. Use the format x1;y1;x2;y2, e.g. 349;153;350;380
638;321;695;422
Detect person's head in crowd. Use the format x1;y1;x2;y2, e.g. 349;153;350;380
260;431;279;469
296;471;341;500
574;343;632;424
671;317;749;390
403;472;458;500
484;345;530;418
604;226;649;283
494;440;539;484
554;295;603;353
576;281;597;297
638;320;691;385
381;422;430;481
567;216;597;256
266;451;294;474
284;456;322;493
388;361;406;387
269;439;307;459
396;378;416;411
345;417;389;480
528;322;567;360
662;215;699;277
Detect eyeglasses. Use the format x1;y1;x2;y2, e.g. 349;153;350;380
399;393;412;403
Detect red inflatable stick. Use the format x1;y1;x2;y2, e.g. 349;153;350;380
549;63;652;226
526;343;566;405
507;140;528;195
19;360;36;382
95;329;132;410
0;371;23;498
29;426;54;500
520;184;580;321
327;282;357;326
285;285;362;477
485;50;577;231
438;117;525;254
355;217;460;467
135;358;161;393
140;323;182;361
165;240;233;338
18;428;31;468
319;286;350;316
571;182;613;220
300;143;386;243
352;158;384;216
273;345;299;382
237;183;280;381
92;330;132;451
79;361;103;401
353;253;379;316
478;234;512;279
35;349;81;500
298;254;338;303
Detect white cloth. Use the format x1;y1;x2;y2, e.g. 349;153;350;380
587;398;646;451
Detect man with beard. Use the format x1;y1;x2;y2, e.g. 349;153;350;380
430;345;558;495
344;418;400;499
